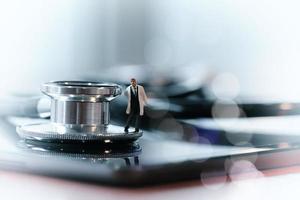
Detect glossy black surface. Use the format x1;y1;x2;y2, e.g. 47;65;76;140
1;116;300;186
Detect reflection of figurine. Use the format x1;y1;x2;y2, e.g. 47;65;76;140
124;157;139;166
124;78;148;133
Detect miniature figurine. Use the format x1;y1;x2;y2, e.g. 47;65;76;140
124;78;148;133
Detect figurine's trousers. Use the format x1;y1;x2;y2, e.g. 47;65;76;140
125;112;140;129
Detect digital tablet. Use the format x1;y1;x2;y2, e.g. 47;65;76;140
0;116;299;186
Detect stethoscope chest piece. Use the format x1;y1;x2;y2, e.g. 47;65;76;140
17;81;142;143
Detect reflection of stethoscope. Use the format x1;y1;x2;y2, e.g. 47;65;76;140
18;140;141;167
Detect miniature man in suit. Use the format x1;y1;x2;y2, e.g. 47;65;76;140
124;78;148;133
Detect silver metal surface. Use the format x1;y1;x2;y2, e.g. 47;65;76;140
17;81;142;143
43;81;121;129
50;100;110;126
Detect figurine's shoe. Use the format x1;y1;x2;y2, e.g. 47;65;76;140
124;127;129;133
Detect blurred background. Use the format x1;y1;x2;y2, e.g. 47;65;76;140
0;0;299;101
1;1;300;193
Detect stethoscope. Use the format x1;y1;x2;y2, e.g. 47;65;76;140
16;81;143;144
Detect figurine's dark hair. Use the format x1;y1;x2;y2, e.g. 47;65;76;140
131;78;136;82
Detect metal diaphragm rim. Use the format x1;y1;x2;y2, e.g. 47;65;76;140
16;123;143;143
42;81;122;97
